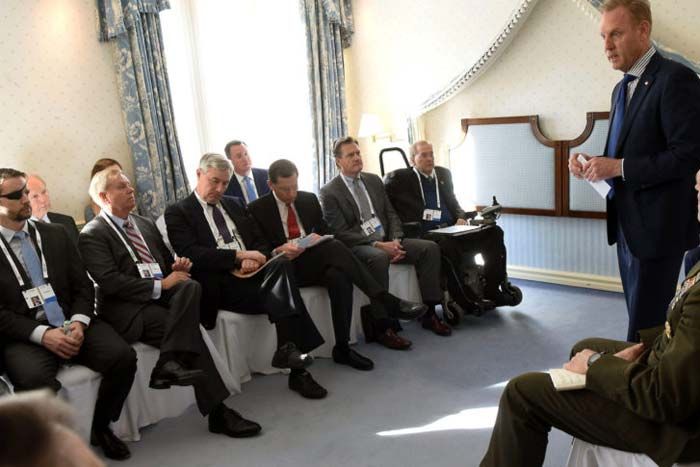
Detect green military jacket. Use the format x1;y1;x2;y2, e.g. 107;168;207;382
586;262;700;466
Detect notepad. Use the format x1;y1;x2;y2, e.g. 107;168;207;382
428;225;483;236
577;154;612;199
548;368;586;391
295;234;333;249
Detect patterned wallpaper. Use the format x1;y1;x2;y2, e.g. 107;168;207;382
0;0;132;222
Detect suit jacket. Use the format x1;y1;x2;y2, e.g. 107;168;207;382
248;191;331;249
384;166;473;224
223;167;271;201
164;193;272;324
319;172;404;248
586;260;700;466
78;213;174;335
605;52;700;259
47;211;80;245
0;222;95;342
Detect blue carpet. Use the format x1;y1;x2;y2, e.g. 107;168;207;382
111;280;628;467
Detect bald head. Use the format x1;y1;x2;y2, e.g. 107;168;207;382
26;174;51;220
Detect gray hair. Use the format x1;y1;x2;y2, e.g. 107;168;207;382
88;167;122;208
199;152;233;176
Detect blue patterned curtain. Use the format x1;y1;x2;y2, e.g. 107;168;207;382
97;0;189;219
301;0;354;192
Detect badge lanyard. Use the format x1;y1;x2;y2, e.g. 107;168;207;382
0;221;48;288
201;202;245;251
413;167;441;209
101;211;148;264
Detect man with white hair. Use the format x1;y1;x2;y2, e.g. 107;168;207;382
165;153;328;399
79;168;262;439
26;174;79;245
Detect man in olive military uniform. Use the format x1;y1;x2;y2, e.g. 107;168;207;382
479;169;700;467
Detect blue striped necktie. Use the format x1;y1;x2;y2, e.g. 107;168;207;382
14;231;66;326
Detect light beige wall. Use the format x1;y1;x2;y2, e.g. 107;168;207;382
1;0;131;222
346;0;700;172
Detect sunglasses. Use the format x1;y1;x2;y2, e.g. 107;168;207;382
0;185;28;200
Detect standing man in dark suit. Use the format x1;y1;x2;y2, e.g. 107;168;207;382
165;153;327;399
569;0;700;341
0;168;137;460
479;167;700;467
223;140;270;203
79;168;261;439
385;140;521;309
26;174;80;245
319;136;450;340
249;159;427;368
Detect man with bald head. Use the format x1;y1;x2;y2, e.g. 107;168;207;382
26;174;79;245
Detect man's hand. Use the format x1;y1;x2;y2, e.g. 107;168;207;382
172;257;192;272
237;250;267;264
614;343;644;362
42;328;81;359
582;157;622;182
68;322;86;346
162;271;190;290
563;349;596;375
240;258;262;274
568;153;589;179
374;240;406;263
275;242;305;260
455;218;468;226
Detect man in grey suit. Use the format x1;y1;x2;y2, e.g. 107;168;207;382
79;168;261;440
319;136;449;348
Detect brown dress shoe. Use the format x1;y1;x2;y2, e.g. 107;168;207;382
422;314;452;336
376;329;412;350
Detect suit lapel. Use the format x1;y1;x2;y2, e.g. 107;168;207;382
296;194;316;235
616;53;661;155
335;176;362;224
261;194;287;245
186;194;218;247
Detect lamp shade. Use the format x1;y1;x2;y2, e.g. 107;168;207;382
358;113;384;138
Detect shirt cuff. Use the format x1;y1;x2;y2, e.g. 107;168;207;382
152;280;162;300
30;325;50;345
71;314;91;328
620;159;625;181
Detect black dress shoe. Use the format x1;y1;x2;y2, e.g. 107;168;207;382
288;371;328;399
208;404;262;438
149;360;205;389
383;294;427;320
271;342;314;370
332;346;374;371
91;427;131;461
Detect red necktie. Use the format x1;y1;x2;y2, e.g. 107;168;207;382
286;203;300;239
123;220;155;263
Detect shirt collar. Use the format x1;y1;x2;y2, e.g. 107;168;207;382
193;190;217;209
272;190;292;209
30;214;51;223
341;172;361;187
234;170;253;183
415;167;436;179
102;209;128;228
0;221;29;244
626;46;655;79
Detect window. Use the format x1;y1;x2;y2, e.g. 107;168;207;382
161;0;314;190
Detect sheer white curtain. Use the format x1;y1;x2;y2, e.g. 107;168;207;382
161;0;315;191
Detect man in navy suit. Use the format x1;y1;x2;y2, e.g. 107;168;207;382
222;140;270;203
569;0;700;341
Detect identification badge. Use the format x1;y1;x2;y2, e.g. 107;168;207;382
137;263;154;279
23;287;44;309
38;284;58;304
361;217;382;236
148;263;163;279
422;209;441;221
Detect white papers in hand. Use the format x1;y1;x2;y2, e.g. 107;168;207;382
548;368;586;391
577;154;611;199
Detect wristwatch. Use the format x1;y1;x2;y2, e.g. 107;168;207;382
587;351;605;368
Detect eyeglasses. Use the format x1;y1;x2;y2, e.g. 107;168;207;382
0;185;28;200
